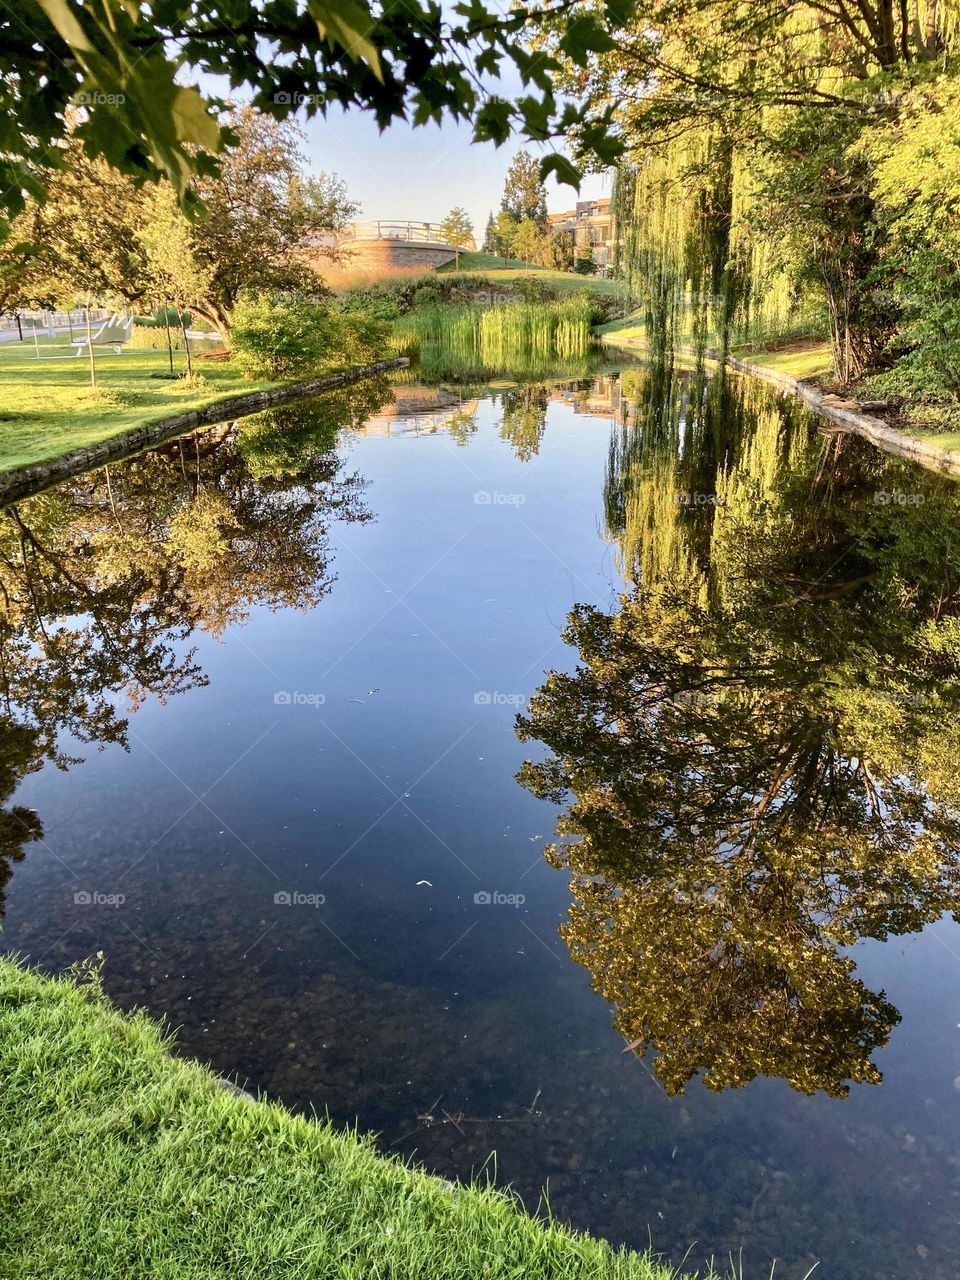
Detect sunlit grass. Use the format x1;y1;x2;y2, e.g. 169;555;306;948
597;314;833;382
0;336;268;472
439;253;623;296
0;956;705;1280
732;343;833;381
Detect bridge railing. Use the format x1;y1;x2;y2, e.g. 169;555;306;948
342;220;451;244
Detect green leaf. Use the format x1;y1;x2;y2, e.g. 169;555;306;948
540;153;581;191
560;16;617;67
473;98;512;145
308;0;383;82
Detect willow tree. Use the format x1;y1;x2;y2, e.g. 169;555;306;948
584;0;960;379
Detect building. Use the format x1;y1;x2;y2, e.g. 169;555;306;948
548;197;615;270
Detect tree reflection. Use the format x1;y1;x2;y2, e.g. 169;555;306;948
0;720;44;916
498;385;548;461
518;363;960;1097
0;382;382;913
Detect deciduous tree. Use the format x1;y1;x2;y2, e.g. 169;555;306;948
2;1;626;235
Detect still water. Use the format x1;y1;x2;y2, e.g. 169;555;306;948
2;362;960;1279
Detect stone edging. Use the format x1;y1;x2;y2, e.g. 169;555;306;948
604;336;960;476
708;350;960;476
0;357;410;505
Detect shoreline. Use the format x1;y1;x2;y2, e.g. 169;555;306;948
713;349;960;476
0;357;409;505
0;955;691;1280
602;336;960;477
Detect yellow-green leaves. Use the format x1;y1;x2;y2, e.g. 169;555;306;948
33;0;222;198
307;0;383;81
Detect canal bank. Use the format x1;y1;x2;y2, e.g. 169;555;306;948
0;358;409;505
0;956;693;1280
601;333;960;476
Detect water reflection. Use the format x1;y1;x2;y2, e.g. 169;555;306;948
519;360;960;1096
0;380;386;913
3;362;960;1277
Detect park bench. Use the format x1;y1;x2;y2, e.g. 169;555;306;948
70;315;133;354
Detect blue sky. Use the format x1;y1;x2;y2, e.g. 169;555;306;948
299;106;612;240
193;13;613;244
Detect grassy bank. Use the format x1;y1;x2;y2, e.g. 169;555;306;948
0;956;699;1280
438;253;623;296
0;337;273;472
729;342;833;381
596;315;834;382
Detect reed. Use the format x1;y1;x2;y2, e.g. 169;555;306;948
393;300;593;376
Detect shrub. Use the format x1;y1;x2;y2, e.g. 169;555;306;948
338;286;402;323
413;285;441;309
156;305;192;327
338;272;502;317
572;288;621;326
230;293;390;380
510;276;553;303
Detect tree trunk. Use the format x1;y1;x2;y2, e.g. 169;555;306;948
193;301;231;344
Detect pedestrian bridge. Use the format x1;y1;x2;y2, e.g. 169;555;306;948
330;220;460;273
342;221;453;246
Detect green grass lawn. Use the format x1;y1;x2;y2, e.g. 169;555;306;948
919;431;960;450
0;336;272;472
731;342;833;381
597;314;834;381
0;956;703;1280
594;313;646;341
438;252;623;296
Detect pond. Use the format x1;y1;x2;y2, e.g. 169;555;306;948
2;358;960;1280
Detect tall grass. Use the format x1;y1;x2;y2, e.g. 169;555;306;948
324;262;436;290
393;300;594;376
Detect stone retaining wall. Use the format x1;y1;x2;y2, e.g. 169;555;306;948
318;240;458;278
708;350;960;476
0;358;410;506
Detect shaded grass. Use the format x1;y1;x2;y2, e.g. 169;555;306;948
0;956;703;1280
0;336;271;472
